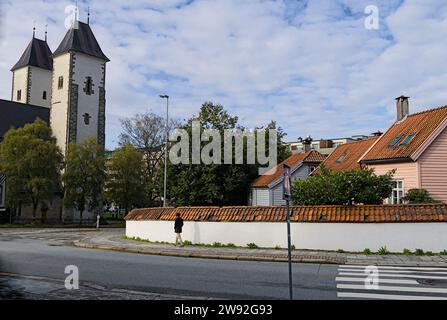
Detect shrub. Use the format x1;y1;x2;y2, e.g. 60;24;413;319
291;245;296;250
426;251;434;256
363;248;371;255
247;243;258;249
292;166;395;205
274;245;282;250
337;249;345;253
213;242;223;247
378;246;389;255
183;240;193;246
403;189;440;204
403;248;412;256
226;243;237;248
414;248;424;256
440;250;447;256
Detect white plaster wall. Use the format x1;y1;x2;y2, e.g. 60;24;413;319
28;66;52;108
72;52;105;144
126;221;447;252
50;53;71;154
12;67;28;103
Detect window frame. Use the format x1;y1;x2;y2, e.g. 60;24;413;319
388;180;404;204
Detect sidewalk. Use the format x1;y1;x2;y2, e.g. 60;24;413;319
73;230;447;267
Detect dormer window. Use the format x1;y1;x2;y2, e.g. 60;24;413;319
17;90;22;101
42;91;47;100
58;76;64;89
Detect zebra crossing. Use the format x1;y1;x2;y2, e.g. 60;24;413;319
336;265;447;300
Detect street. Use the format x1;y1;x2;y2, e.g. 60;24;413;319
0;229;337;299
2;229;447;300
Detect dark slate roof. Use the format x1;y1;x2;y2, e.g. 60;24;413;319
11;38;53;71
53;21;110;61
0;99;50;140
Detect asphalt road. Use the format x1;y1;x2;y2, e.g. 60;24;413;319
0;233;338;299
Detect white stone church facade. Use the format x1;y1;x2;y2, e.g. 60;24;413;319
0;19;109;222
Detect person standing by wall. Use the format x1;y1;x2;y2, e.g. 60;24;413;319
174;213;184;246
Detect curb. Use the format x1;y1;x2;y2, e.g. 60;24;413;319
72;240;345;265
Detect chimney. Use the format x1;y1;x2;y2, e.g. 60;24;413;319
303;136;313;153
396;96;410;121
372;131;383;137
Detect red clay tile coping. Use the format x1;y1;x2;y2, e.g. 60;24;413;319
125;205;447;223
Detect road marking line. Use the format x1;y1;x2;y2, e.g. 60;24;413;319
339;272;447;280
337;283;447;294
342;265;447;271
336;277;418;285
338;268;447;275
337;292;447;300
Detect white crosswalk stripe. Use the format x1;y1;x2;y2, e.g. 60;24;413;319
336;265;447;300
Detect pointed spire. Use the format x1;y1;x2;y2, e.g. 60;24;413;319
33;21;36;38
87;7;90;25
45;24;48;42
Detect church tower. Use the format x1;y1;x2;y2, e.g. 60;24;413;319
50;20;109;155
11;31;53;108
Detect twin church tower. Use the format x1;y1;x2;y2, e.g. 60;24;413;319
10;19;109;154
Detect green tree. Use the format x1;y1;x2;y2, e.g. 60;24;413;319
0;119;63;217
403;189;440;204
292;166;395;205
105;144;145;214
168;102;289;206
63;137;106;224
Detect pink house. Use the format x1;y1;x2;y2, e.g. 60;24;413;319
359;96;447;204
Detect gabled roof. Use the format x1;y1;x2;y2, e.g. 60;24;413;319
361;105;447;163
125;204;447;223
11;38;53;71
53;21;110;62
0;99;50;139
251;150;325;188
316;137;378;173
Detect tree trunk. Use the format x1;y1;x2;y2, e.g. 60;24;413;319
32;201;38;218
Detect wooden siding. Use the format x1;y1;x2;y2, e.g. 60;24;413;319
419;127;447;203
251;188;270;206
271;164;312;206
367;161;420;195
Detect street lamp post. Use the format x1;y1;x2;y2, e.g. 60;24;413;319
160;95;169;207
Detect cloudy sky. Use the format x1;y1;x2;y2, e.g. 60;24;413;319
1;0;447;148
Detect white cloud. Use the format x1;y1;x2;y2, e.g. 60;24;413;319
1;0;447;148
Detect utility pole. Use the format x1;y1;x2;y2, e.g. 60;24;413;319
160;95;169;207
283;164;293;300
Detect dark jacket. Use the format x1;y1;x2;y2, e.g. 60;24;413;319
174;217;184;233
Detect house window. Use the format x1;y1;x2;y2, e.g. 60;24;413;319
309;166;316;173
336;152;347;163
58;76;64;89
17;90;22;101
400;133;416;146
84;76;94;95
389;180;404;204
42;91;47;100
83;113;92;125
388;134;403;149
